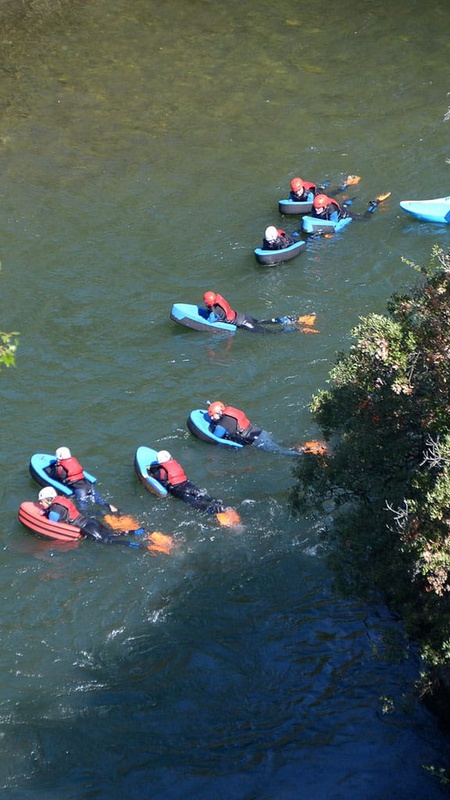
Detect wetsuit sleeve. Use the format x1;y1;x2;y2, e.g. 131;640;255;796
56;465;68;481
279;233;295;248
219;414;239;437
326;205;339;221
211;304;226;321
149;466;172;490
47;502;69;523
45;462;60;481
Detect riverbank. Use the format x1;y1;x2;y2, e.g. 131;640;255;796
290;248;450;743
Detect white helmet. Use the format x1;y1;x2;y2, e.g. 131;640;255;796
39;486;57;502
157;450;171;463
264;226;278;244
56;447;71;460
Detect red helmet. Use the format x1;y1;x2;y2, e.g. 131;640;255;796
313;194;328;209
203;291;216;307
290;177;304;193
208;401;225;418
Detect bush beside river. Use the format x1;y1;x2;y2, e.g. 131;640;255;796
290;246;450;733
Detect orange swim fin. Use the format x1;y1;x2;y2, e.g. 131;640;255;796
104;513;142;532
146;531;174;555
297;314;317;326
344;175;361;186
300;440;329;455
216;508;241;527
376;191;391;203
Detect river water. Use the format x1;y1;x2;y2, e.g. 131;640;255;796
1;0;450;797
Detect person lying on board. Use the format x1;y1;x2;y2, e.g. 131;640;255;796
311;191;391;223
207;401;300;456
289;174;360;202
148;451;240;527
37;486;144;547
310;194;351;223
202;291;317;333
48;446;118;512
261;226;296;251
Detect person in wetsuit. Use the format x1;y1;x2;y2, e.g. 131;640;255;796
288;174;360;202
37;487;142;546
310;193;351;223
49;446;117;512
311;191;391;223
202;291;295;333
262;225;295;251
289;177;318;202
207;401;302;456
148;451;226;514
207;402;263;446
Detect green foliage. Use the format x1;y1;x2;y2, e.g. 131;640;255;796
423;764;450;786
290;248;450;664
0;262;19;370
0;330;19;369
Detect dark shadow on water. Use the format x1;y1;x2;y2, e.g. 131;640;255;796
1;549;449;800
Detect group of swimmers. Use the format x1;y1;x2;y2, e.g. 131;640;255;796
32;172;388;548
262;174;391;251
34;396;327;544
35;442;242;543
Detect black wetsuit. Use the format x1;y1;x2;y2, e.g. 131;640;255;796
47;501;140;547
149;467;225;514
212;411;263;446
312;201;350;222
46;463;112;510
208;303;270;334
262;231;295;250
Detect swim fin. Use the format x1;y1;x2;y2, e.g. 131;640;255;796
216;508;241;527
343;174;361;187
297;314;317;326
146;531;174;555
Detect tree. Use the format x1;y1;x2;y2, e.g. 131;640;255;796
290;246;450;663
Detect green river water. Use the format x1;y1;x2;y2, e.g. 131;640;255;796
0;1;450;797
